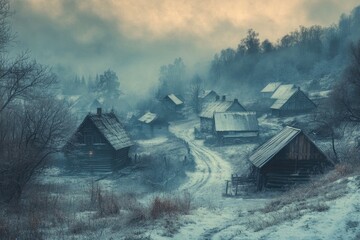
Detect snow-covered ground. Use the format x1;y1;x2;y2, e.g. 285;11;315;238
19;115;359;239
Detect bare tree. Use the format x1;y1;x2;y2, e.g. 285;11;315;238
189;75;203;114
0;0;75;203
330;40;360;122
0;96;75;203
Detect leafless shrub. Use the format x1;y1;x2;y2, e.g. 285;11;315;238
150;192;191;219
89;182;120;217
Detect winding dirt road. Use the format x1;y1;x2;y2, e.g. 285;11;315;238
170;119;232;203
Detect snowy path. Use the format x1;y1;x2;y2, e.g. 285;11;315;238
170;119;232;204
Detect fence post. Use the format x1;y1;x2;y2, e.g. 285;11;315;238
225;180;230;196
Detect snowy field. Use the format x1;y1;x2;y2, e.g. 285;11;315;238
19;115;359;239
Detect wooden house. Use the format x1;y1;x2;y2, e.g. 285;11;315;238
64;108;133;172
199;97;246;133
270;85;316;116
214;112;259;144
138;112;169;138
162;94;184;111
198;90;219;109
249;126;333;190
261;82;282;98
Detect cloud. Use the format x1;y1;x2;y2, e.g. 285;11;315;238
9;0;360;95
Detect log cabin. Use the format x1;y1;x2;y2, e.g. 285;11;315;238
199;97;246;133
214;112;259;144
64;108;133;172
270;85;316;116
249;126;333;190
138;111;169;138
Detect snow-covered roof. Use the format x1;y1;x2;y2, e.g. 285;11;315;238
84;112;133;150
271;84;297;99
249;126;301;168
198;90;218;99
214;112;259;132
166;94;183;105
199;99;246;119
138;112;158;124
270;89;316;110
261;82;282;93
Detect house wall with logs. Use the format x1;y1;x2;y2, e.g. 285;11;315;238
255;132;331;189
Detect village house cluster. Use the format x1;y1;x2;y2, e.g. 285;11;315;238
62;82;333;190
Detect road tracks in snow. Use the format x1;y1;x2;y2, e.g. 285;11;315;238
169;119;232;201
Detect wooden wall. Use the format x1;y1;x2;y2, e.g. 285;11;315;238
257;132;331;189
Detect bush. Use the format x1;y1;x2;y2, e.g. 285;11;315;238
150;192;191;219
89;182;120;217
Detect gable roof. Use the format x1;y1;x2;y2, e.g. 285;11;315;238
249;126;301;168
165;94;183;105
200;99;246;119
271;89;316;110
214;112;259;132
198;90;218;99
138;112;158;124
82;112;133;150
261;82;282;93
271;84;296;99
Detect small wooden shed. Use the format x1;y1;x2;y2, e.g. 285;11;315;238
138;112;169;138
199;97;246;133
64;108;133;172
214;112;259;144
162;94;184;112
249;126;333;190
270;85;316;116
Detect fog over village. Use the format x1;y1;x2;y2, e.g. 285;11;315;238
1;0;360;239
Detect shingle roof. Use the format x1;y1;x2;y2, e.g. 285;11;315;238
270;89;316;110
87;112;133;150
200;100;246;119
166;94;183;105
249;126;301;168
214;112;259;132
138;112;158;124
198;90;217;99
261;82;282;93
271;84;296;99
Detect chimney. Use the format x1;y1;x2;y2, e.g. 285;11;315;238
234;98;239;103
222;95;226;101
297;86;301;91
216;95;220;101
97;107;102;116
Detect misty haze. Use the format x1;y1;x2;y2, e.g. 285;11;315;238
0;0;360;239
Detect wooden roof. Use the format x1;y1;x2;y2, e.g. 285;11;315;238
249;126;301;168
198;90;218;99
165;94;183;105
138;112;158;124
271;84;296;99
261;82;282;93
249;126;329;168
271;89;316;110
199;99;246;119
83;112;133;150
214;112;258;132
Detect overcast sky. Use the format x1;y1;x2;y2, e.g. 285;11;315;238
10;0;360;95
